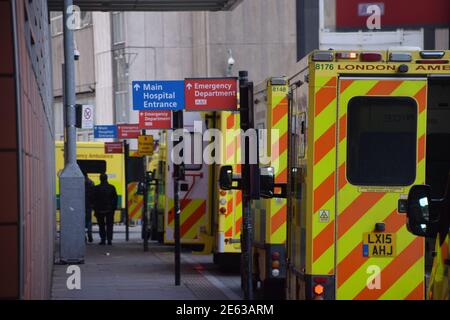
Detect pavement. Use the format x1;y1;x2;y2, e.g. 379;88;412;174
51;226;243;300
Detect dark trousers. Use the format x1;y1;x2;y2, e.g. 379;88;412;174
95;211;114;241
85;210;93;238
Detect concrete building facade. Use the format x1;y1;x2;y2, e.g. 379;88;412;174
50;0;298;140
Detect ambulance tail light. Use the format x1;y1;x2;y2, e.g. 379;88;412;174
312;51;334;62
389;52;412;62
313;277;328;284
219;207;227;214
336;52;358;60
360;52;383;62
313;284;325;299
420;51;445;59
271;251;281;278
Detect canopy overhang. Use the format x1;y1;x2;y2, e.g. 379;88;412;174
48;0;243;11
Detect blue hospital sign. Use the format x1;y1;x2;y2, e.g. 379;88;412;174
94;125;117;139
132;80;185;111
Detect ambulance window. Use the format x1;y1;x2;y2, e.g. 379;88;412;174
347;96;417;186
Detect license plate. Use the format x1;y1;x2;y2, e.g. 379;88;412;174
363;232;396;257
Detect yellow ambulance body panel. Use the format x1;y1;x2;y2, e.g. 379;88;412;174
55;141;125;225
286;50;450;300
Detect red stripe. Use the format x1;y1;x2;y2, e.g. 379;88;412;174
235;216;242;234
226;199;233;216
168;199;191;225
275;167;288;185
414;86;427;114
313;172;335;213
181;201;206;237
313;223;335;263
418;135;425;162
129;201;143;218
227;114;235;129
337;193;385;238
225;227;232;237
315;85;337;117
367;80;403;96
226;140;236;160
235;190;242;206
336;209;405;286
338;163;347;191
271;204;287;235
272;98;288;126
405;282;425;300
339;114;347;142
340;79;354;94
314;124;336;165
127;183;137;193
272;132;288;156
354;237;424;300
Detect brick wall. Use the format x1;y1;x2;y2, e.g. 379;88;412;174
0;0;55;299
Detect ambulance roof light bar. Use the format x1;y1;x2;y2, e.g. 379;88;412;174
389;52;412;62
336;52;358;59
360;52;383;62
420;51;445;59
312;51;334;62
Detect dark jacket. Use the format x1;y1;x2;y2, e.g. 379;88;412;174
93;182;118;213
85;178;95;212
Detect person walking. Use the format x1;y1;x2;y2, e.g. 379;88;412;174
93;173;118;245
84;173;95;243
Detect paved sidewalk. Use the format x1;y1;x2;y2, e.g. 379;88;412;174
51;228;242;300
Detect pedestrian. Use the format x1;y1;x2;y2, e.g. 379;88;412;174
84;172;95;243
93;173;118;245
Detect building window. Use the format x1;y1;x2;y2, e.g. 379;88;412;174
112;12;125;45
347;96;417;186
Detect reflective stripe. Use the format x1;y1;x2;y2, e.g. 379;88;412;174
334;79;427;300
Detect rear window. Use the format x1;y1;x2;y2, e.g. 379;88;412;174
347;96;417;186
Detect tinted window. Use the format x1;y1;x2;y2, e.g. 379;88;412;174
347;96;417;186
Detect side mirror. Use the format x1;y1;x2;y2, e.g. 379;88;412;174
260;167;275;199
136;182;145;195
219;165;233;190
407;185;439;238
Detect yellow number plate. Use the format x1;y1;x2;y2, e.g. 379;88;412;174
363;233;396;257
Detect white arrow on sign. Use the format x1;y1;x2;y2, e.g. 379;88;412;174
186;83;193;90
134;83;141;91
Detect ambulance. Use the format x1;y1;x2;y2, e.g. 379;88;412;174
210;110;242;267
55;141;125;225
279;49;450;300
250;78;289;298
163;113;212;248
149;133;167;243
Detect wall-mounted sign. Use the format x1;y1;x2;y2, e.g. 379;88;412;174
117;124;140;139
139;110;172;129
94;125;117;139
138;135;154;156
132;80;185;111
184;78;238;111
104;142;123;154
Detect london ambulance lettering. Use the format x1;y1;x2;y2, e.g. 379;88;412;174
334;64;450;72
